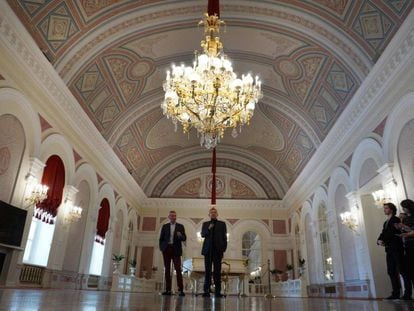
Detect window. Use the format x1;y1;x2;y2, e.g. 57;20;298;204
242;231;261;274
318;204;334;281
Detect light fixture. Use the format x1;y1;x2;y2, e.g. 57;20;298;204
161;0;262;149
63;200;83;224
372;189;391;208
197;231;203;243
339;211;358;232
25;176;48;206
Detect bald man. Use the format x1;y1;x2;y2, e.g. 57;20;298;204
201;207;227;298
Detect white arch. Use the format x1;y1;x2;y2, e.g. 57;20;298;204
115;197;128;225
327;167;351;210
349;138;383;190
97;183;116;218
0;88;41;157
311;187;328;220
126;208;138;234
74;163;99;210
232;219;271;266
39;133;76;186
383;91;414;163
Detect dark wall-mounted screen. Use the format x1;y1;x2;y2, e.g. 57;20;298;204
0;200;27;247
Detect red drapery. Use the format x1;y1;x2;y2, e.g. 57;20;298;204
208;0;220;16
96;198;110;244
211;147;216;206
35;155;65;224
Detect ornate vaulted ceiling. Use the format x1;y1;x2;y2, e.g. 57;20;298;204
9;0;413;200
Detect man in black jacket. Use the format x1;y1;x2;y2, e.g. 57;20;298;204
377;202;404;300
201;207;227;298
159;210;187;296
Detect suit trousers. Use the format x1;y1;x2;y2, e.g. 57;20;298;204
162;245;183;292
403;247;414;296
204;250;223;294
386;248;404;296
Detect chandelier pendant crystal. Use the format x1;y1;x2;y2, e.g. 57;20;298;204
162;9;262;149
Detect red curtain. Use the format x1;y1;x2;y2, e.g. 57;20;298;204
208;0;220;16
96;198;110;244
211;147;216;205
36;155;65;224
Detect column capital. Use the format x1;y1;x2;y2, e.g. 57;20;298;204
377;163;397;184
63;185;79;204
345;191;360;209
26;157;46;179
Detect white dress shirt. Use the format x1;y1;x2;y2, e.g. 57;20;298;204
169;223;176;244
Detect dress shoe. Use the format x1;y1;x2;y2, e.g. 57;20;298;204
162;291;172;296
179;291;185;297
215;293;225;298
401;295;412;300
385;295;399;300
202;292;210;297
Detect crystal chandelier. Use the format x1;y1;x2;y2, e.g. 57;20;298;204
339;211;358;233
161;1;262;149
372;189;391;208
25;176;48;206
64;200;83;224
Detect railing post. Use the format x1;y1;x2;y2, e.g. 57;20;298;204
264;259;273;298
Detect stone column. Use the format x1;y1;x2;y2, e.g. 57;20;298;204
326;209;344;283
47;185;79;271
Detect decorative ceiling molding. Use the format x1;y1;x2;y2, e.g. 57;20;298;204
141;197;285;212
161;167;268;199
285;8;414;212
142;145;289;198
0;2;147;207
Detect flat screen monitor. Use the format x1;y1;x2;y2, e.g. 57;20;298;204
0;200;27;247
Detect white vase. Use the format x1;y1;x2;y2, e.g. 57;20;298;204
113;262;121;274
287;270;293;280
129;267;136;276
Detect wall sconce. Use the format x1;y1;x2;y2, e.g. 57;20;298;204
63;199;82;224
372;189;391;208
339;211;358;232
25;176;48;206
197;231;204;243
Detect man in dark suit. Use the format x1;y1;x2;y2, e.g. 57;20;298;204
159;210;187;296
377;202;404;300
201;207;227;298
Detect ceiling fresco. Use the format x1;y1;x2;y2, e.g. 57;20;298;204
9;0;414;199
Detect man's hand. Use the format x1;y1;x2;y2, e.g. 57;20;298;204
377;240;384;246
176;231;182;238
208;223;215;230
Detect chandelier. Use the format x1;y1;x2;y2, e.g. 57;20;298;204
372;189;391;208
339;211;358;233
25;176;48;207
161;1;262;149
64;200;83;224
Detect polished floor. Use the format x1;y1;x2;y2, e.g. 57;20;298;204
0;289;413;311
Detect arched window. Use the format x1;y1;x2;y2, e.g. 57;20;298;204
318;204;334;281
89;198;110;276
242;231;261;274
23;155;65;266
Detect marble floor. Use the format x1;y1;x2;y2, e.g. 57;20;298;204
0;289;413;311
